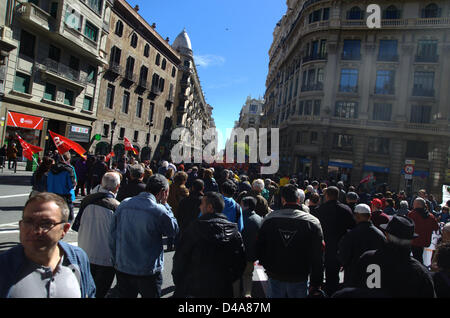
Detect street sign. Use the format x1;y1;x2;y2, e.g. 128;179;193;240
405;174;412;180
404;164;414;175
405;160;415;165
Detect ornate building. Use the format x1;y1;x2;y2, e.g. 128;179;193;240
262;0;450;198
235;96;265;130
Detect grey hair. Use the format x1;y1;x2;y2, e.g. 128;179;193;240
161;161;168;168
387;233;412;247
400;200;409;209
252;179;265;192
443;223;450;233
297;189;306;204
101;172;121;192
130;164;145;179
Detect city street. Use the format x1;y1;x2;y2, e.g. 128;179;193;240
0;165;269;298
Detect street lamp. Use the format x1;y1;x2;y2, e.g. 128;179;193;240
146;121;153;160
110;118;117;166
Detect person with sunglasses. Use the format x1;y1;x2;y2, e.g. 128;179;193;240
0;192;96;298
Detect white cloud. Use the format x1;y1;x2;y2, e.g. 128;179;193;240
194;54;225;67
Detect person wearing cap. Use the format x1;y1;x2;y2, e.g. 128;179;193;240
408;197;439;264
345;192;359;213
349;215;435;297
337;204;386;287
109;174;179;298
314;186;355;296
370;198;390;231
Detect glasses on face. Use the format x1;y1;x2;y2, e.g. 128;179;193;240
19;219;66;232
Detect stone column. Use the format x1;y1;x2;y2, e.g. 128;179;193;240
323;38;339;118
395;42;415;122
429;141;449;202
436;42;450;125
389;138;405;192
359;41;376;120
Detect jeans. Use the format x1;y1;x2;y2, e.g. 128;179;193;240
116;271;162;298
90;264;115;298
268;279;308;298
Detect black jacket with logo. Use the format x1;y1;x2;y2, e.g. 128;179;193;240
256;204;324;286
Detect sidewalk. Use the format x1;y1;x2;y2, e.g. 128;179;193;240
0;162;33;177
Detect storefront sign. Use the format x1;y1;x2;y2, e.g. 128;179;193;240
7;111;44;130
67;124;91;143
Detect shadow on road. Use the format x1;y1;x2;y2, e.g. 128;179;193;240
0;176;32;186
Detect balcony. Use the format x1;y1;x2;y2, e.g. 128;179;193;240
15;2;57;33
415;55;439;63
341;53;361;61
377;55;399;62
0;26;17;52
107;62;123;76
301;82;324;92
302;53;327;64
137;79;149;90
375;86;395;95
412;87;435;97
35;58;85;91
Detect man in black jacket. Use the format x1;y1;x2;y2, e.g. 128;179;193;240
176;179;204;234
338;204;386;286
116;164;146;202
172;192;246;298
256;184;324;298
314;186;355;296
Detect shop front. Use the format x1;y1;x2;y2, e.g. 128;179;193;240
327;159;353;183
362;164;390;192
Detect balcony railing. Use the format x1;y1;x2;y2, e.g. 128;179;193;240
377;54;399;62
107;62;123;75
412;87;435;97
302;53;327;63
137;79;149;90
415;55;439;63
341;53;361;60
301;82;324;92
16;2;56;32
38;58;80;82
150;85;162;96
375;87;395;95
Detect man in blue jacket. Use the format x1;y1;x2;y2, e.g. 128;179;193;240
109;174;179;298
220;180;244;232
0;192;95;298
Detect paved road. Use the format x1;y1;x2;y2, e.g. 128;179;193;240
0;175;269;298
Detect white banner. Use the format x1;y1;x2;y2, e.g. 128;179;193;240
442;185;450;206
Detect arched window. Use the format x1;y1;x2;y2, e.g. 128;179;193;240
155;53;161;66
130;33;138;48
383;5;400;19
161;58;167;70
422;3;440;18
347;6;363;20
115;20;123;37
144;44;150;57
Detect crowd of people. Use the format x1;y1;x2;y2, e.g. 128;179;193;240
1;150;450;298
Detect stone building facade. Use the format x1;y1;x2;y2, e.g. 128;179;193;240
262;0;450;198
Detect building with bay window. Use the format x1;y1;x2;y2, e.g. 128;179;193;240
262;0;450;198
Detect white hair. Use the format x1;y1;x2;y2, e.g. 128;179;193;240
297;189;305;204
386;233;412;247
400;200;409;209
306;185;314;192
161;161;168;168
252;179;265;192
101;172;121;192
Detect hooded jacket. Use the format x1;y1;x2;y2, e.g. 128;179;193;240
172;213;246;298
47;162;76;202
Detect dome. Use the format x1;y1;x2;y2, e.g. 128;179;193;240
173;28;192;51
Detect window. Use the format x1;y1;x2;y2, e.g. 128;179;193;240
151;73;160;90
172;66;176;78
375;70;395;95
368;137;390;154
87;0;103;15
69;56;80;71
421;3;440;18
347;6;363;20
103;124;109;137
294;75;299;97
19;30;35;59
159;77;165;92
411;105;432;124
311;132;318;144
298;101;304;116
373;103;392;121
417;40;438;62
335;101;358;118
342;40;361;60
122;91;130;113
64;89;74;106
312;9;322;22
65;6;82;31
144;44;150;57
161;59;167;70
168;83;174;101
139;66;148;86
383;5;400;19
130;33;138;48
155;53;161;66
14;73;31;94
146;133;150;144
110;46;121;66
115;20;123;37
125;56;135;79
105;84;115;109
333;134;353;151
119;127;125;139
148;102;155;123
304;100;313;115
44;83;56;100
83;96;93;111
133;130;139;142
48;45;61;62
136;97;143;118
84;21;98;42
86;65;96;84
319;40;327;58
184;60;190;68
378;40;398;61
406;141;428;159
339;69;358;93
313;100;321;116
323;8;330;20
413;72;435;96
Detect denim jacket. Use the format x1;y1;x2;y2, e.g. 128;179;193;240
109;192;179;276
0;241;96;298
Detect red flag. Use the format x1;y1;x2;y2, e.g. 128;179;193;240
16;134;43;161
105;151;115;162
124;137;139;155
49;130;87;159
360;174;375;184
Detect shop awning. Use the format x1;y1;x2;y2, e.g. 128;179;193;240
363;165;390;173
7;111;44;130
328;161;353;169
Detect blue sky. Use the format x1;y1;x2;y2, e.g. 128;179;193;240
127;0;287;149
